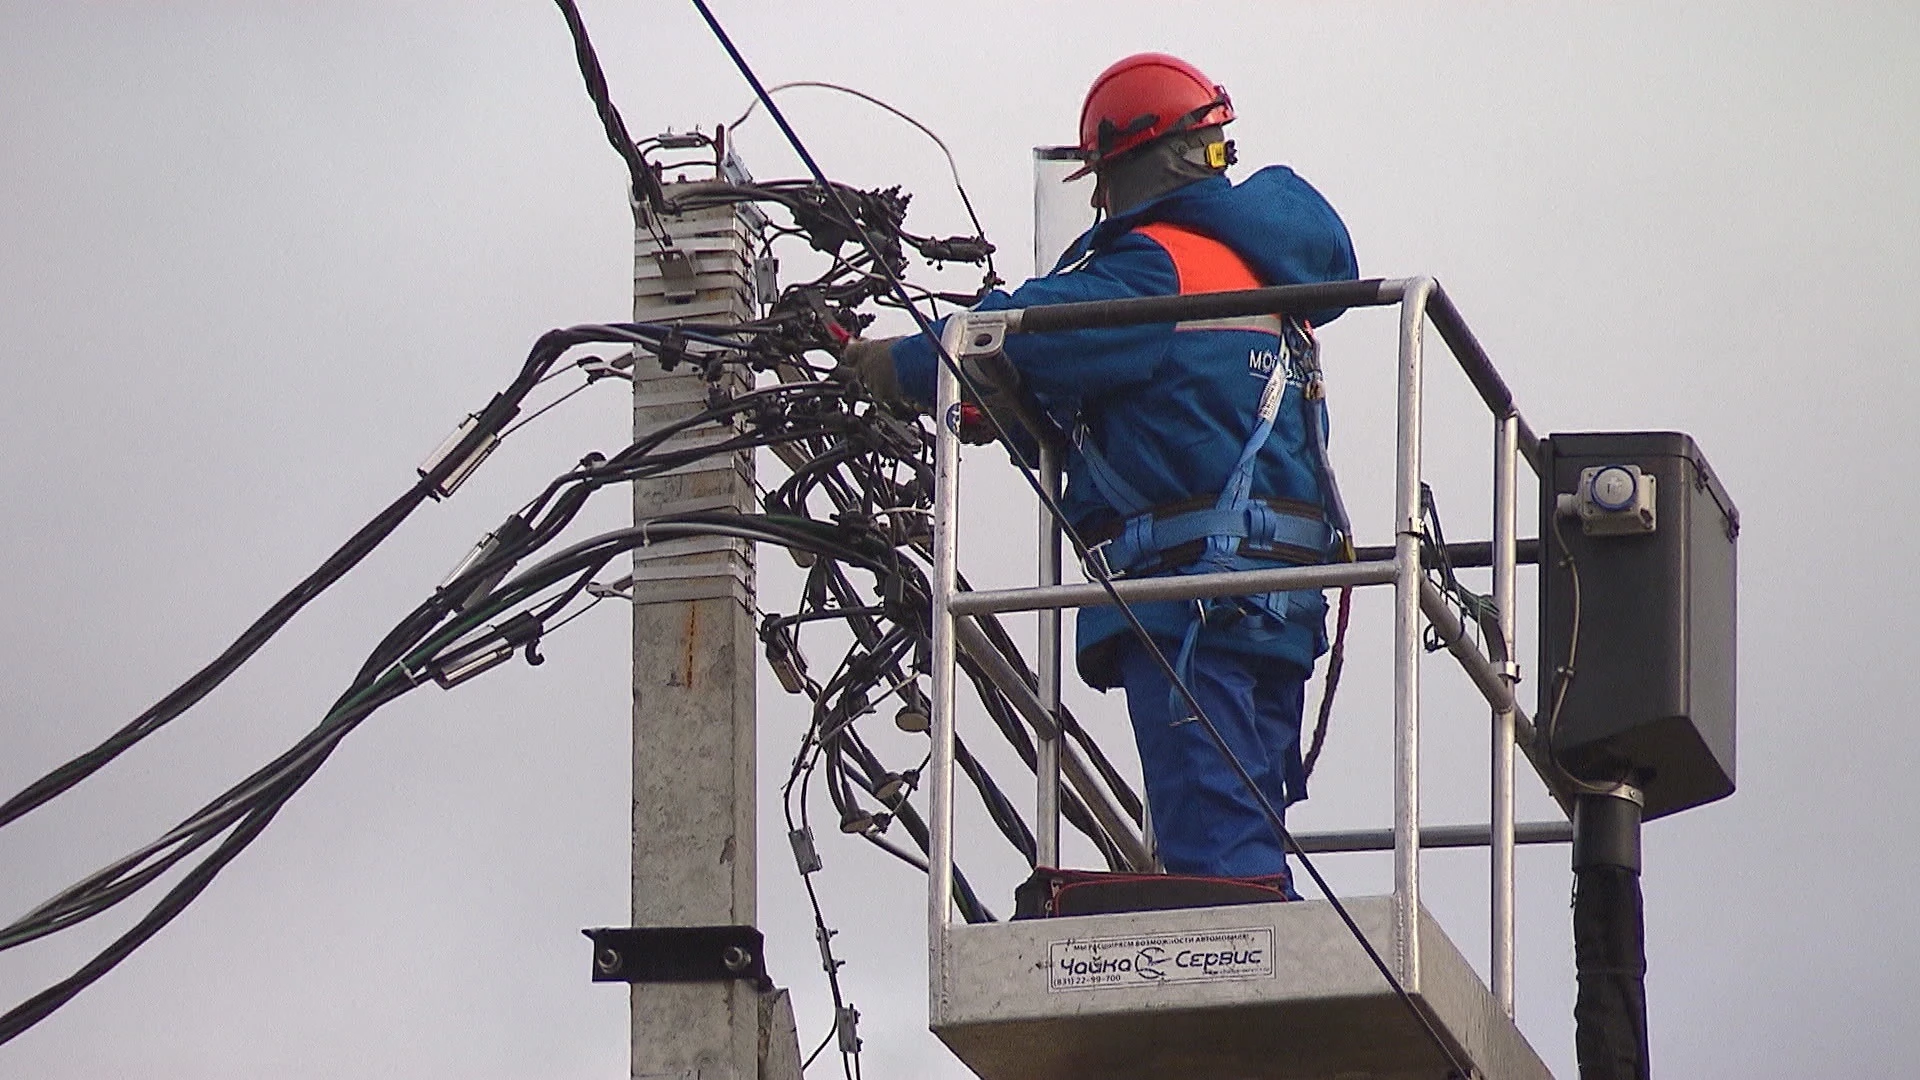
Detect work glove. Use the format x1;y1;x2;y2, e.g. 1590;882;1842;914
833;336;911;410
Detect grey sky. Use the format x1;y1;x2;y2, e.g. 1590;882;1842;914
2;3;1916;1078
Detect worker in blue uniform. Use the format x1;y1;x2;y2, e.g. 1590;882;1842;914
840;53;1358;888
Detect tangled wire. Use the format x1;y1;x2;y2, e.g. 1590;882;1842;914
0;134;1138;1053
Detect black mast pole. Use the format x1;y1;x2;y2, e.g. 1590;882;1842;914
1571;787;1650;1080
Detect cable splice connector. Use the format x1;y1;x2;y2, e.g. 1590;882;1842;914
418;411;505;499
431;644;514;689
440;514;534;612
430;613;544;689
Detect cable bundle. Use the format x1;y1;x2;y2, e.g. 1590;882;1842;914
0;151;1112;1055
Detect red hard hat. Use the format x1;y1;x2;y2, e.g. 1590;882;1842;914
1076;53;1235;169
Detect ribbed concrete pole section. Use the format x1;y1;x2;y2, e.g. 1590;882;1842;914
630;187;796;1080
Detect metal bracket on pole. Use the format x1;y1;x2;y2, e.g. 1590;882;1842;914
654;247;699;302
584;925;772;991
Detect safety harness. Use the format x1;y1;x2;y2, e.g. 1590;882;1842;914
1072;223;1354;796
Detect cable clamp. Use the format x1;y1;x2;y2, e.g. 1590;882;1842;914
440;531;501;591
836;1004;863;1054
585;577;632;600
1584;781;1645;808
814;923;842;974
788;827;823;875
651;247;699;304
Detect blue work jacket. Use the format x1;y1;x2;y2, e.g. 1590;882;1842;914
889;166;1358;687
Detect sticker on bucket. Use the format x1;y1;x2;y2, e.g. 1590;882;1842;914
1047;927;1274;992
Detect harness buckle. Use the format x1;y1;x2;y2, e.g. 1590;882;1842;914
1082;538;1118;582
1334;529;1356;563
1190;598;1218;631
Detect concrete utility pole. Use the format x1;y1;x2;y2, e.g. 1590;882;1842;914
626;173;800;1080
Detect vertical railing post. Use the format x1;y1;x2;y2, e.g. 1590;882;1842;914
926;317;969;974
1031;150;1073;874
1492;412;1521;1016
1392;279;1433;989
1034;444;1063;869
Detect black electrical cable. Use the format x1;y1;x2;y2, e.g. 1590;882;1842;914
800;525;1133;867
0;501;940;1040
778;597;992;924
0;670;417;1043
0;576;537;955
4;59;1137;1049
805;551;1122;867
0;316;797;839
0;216;1010;1036
0;328;584;833
726;80;999;286
782;743;859;1080
550;0;667;214
801;1023;836;1072
791;692;990;925
958;593;1144;825
686;8;1473;1074
12;314;915;948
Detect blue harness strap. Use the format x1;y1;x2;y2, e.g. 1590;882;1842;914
1072;421;1154;520
1063;222;1351;754
1161;319;1319;725
1099;504;1333;577
1291;320;1353;556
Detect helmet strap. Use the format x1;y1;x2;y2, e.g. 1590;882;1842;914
1095;125;1232;215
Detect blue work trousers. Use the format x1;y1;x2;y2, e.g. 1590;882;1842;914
1117;638;1308;880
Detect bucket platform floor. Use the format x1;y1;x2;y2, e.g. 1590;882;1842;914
932;895;1553;1080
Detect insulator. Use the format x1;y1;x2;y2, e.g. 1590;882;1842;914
894;706;930;733
873;772;910;803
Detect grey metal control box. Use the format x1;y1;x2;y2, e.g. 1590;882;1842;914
1538;432;1739;819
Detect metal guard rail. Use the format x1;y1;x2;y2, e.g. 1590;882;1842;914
925;276;1556;1021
